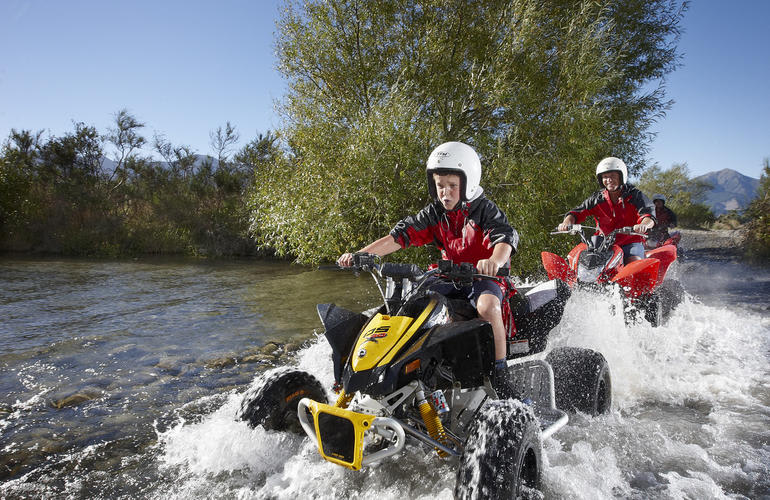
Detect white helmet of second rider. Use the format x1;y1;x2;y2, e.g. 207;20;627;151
595;157;628;188
426;141;482;202
652;193;666;203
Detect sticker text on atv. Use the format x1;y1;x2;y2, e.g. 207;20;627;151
362;326;390;344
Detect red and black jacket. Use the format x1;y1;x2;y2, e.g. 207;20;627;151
568;183;655;247
650;206;677;240
389;194;518;266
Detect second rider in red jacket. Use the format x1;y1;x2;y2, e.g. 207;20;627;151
558;157;655;263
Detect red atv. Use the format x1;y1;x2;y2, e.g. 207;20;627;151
644;228;682;260
541;225;683;326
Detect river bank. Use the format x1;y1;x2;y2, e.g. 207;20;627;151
677;228;770;313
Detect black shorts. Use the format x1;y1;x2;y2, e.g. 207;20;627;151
427;278;503;307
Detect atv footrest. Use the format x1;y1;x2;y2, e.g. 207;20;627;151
508;359;568;439
509;360;555;409
536;406;568;440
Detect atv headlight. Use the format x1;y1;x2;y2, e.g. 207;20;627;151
577;265;603;283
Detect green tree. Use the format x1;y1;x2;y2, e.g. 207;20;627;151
743;158;770;263
0;129;44;250
252;0;687;272
105;109;148;190
636;163;715;228
210;122;240;168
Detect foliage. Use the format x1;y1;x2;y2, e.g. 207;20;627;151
0;111;275;257
742;158;770;263
252;0;687;272
636;163;715;229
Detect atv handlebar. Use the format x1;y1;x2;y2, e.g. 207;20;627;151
550;224;648;238
322;254;509;314
324;253;507;283
549;224;647;252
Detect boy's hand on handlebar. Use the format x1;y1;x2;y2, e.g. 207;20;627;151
632;218;654;234
476;259;499;276
337;252;354;267
557;215;576;232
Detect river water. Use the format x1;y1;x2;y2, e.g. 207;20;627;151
0;250;768;499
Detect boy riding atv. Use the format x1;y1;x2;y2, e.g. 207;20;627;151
557;157;655;263
646;194;681;249
237;143;613;498
338;141;518;398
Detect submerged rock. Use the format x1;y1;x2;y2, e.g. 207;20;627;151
50;390;103;409
205;356;237;369
260;342;280;355
241;353;275;364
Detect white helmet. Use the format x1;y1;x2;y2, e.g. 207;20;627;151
426;141;481;201
652;193;666;203
595;157;628;187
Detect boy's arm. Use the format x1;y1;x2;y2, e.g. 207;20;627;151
360;235;402;256
477;242;513;276
337;235;401;267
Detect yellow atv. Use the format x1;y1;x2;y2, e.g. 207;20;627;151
238;254;611;499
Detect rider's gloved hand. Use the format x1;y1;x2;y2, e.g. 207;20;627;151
337;253;354;267
476;259;499;276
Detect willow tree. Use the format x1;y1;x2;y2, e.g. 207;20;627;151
252;0;686;272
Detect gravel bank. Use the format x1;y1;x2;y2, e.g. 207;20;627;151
678;228;743;251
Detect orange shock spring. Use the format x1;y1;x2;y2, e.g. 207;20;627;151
418;399;449;457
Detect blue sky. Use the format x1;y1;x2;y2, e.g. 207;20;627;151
1;1;768;179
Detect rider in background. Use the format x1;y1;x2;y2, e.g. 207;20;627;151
337;141;519;399
557;157;655;263
647;194;681;248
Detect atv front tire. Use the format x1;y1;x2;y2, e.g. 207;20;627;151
546;347;611;416
455;400;542;500
238;368;327;433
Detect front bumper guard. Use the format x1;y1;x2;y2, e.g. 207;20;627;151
298;398;405;470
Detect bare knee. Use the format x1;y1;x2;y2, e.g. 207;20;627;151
476;294;501;321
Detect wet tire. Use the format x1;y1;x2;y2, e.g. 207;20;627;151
238;368;327;433
546;347;611;416
642;293;664;327
455;400;542;500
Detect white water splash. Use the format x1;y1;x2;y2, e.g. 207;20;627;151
155;288;770;499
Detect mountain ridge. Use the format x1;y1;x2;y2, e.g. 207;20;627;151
694;168;759;215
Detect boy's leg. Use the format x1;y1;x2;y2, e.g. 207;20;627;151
473;283;517;400
476;293;506;360
622;241;646;263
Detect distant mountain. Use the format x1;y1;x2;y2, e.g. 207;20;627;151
99;154;219;174
694;168;760;216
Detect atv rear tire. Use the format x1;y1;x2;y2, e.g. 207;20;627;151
546;347;611;416
455;400;542;500
238;368;327;433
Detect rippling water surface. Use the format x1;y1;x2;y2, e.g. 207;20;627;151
1;254;768;499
